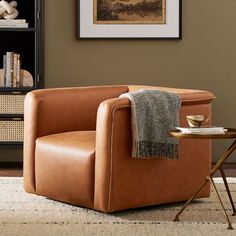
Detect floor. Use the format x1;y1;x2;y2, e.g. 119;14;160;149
0;168;23;177
0;164;236;177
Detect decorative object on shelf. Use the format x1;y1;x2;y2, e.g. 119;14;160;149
186;115;208;128
0;69;34;88
1;52;34;88
1;52;21;87
77;0;181;39
0;19;28;28
0;1;28;28
0;0;18;20
20;70;33;87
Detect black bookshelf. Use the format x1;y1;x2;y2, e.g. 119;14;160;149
0;0;44;150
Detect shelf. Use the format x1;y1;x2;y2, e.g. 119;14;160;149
0;28;36;32
0;162;23;168
0;142;23;149
0;87;36;93
0;114;24;119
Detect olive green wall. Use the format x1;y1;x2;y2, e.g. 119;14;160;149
1;0;236;163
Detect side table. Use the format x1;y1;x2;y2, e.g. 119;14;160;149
170;128;236;230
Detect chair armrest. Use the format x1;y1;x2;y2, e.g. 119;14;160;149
94;96;213;213
94;97;131;212
23;86;128;193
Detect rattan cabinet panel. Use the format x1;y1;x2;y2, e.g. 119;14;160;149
0;94;25;114
0;92;26;146
0;119;24;142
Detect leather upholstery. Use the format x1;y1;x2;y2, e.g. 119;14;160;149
24;85;128;193
35;131;95;208
128;85;215;105
24;85;215;213
95;98;212;212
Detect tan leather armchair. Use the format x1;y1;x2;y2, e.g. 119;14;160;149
24;85;215;213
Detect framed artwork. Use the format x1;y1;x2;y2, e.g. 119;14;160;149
77;0;181;39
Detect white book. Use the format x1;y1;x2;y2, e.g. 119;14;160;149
3;55;6;87
5;52;13;87
0;23;28;27
0;23;27;25
12;53;18;87
181;131;226;135
0;23;28;28
176;127;227;134
0;19;26;23
16;54;21;87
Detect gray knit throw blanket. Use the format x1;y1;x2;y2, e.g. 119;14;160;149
120;89;181;159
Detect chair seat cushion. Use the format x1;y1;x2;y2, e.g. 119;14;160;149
35;131;96;208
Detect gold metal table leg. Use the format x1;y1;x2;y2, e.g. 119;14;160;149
220;167;236;216
173;178;209;221
173;140;236;229
209;141;236;177
209;177;233;230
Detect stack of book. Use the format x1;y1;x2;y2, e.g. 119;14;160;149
176;127;227;134
2;52;21;87
0;19;28;28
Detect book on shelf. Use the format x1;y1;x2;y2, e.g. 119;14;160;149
5;52;13;87
3;55;6;87
0;19;28;28
175;127;228;134
0;23;28;28
0;19;26;23
2;52;21;88
13;54;18;87
16;54;21;87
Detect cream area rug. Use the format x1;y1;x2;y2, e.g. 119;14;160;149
0;178;236;236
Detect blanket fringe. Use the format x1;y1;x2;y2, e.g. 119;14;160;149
133;141;179;159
